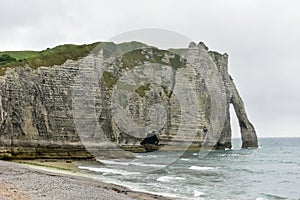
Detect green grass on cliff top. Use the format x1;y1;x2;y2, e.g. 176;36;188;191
0;43;99;75
0;51;40;59
0;41;147;76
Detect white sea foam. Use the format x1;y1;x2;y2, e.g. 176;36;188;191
135;154;158;159
189;166;215;171
181;158;190;161
99;159;131;166
227;153;249;157
79;138;299;200
156;176;186;182
131;162;167;168
99;159;167;168
78;166;140;175
193;190;205;197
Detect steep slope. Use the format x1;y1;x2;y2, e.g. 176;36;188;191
0;41;258;159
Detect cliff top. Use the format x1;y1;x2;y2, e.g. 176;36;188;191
0;41;147;75
0;41;228;76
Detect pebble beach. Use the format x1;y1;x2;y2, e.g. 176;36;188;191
0;160;170;200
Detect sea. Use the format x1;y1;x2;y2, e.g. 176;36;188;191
77;138;300;200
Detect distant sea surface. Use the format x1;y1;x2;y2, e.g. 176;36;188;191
78;138;300;200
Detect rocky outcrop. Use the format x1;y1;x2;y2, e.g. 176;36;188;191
208;50;258;149
0;42;258;159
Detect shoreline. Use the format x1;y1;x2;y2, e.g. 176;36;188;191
0;159;171;200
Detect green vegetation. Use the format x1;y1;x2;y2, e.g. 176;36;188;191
103;71;117;88
120;49;147;69
0;68;5;76
169;54;182;70
0;41;185;78
99;41;147;58
0;42;100;75
0;51;39;60
102;47;186;90
135;83;151;97
152;51;165;65
0;54;16;66
168;48;186;55
120;48;186;70
0;41;148;76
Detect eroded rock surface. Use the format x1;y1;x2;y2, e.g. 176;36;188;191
0;42;258;159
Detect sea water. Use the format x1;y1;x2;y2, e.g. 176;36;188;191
78;138;300;200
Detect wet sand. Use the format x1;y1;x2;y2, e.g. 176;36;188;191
0;160;170;200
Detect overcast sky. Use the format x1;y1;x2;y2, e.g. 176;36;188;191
1;0;299;138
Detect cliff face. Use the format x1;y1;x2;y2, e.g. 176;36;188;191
0;42;258;159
